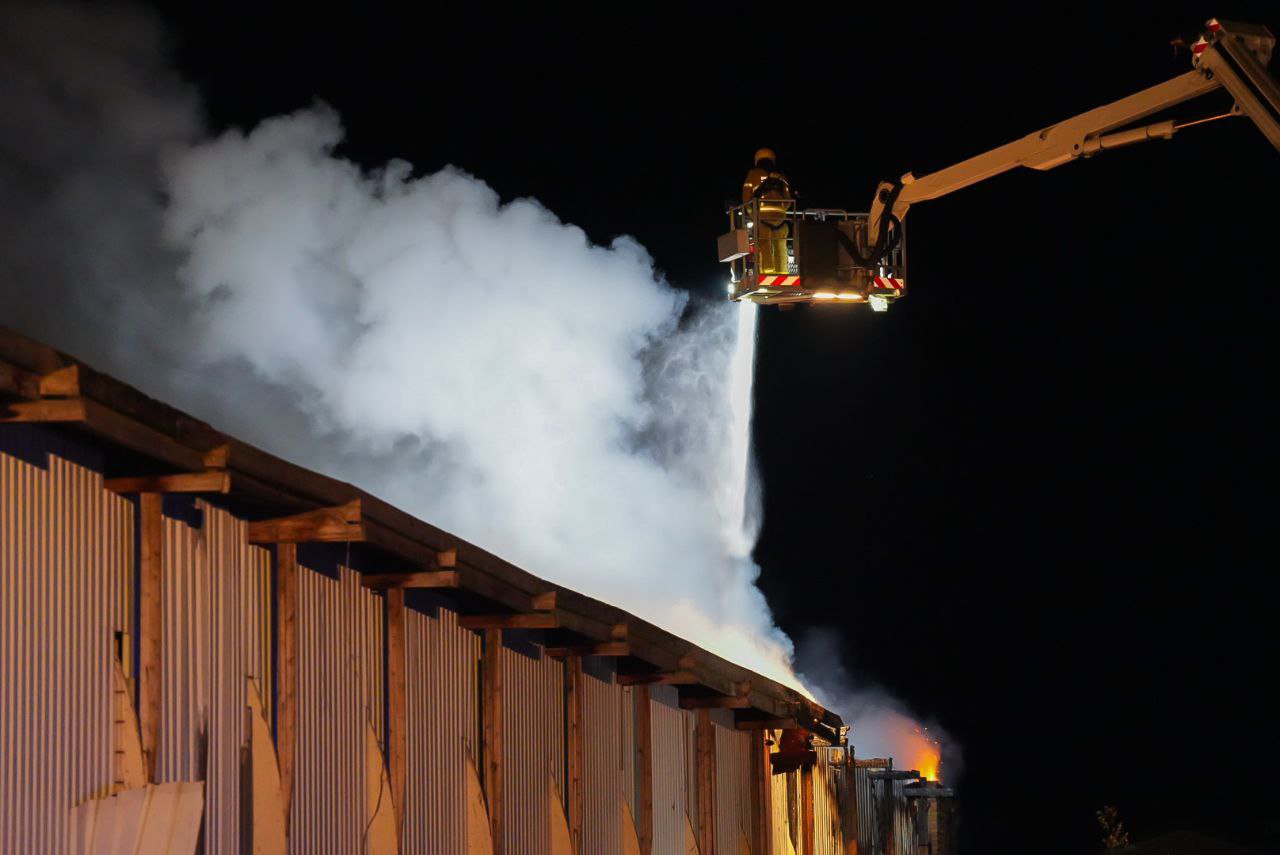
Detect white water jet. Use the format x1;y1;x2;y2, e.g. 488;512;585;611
719;302;760;557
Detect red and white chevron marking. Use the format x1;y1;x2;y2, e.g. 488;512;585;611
872;276;905;292
756;275;801;288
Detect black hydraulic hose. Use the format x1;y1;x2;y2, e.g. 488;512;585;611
842;180;904;265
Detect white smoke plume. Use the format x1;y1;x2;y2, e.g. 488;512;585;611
0;0;796;683
797;629;960;781
1;0;952;757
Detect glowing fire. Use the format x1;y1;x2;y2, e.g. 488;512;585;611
907;725;943;782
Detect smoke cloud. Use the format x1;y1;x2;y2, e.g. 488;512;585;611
1;0;951;761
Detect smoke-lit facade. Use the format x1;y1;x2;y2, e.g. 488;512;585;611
0;325;952;853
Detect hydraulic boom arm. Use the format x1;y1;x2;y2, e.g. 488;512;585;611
867;19;1280;239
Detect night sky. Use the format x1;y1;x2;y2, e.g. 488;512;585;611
153;2;1279;851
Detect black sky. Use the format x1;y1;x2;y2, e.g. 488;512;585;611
152;2;1279;851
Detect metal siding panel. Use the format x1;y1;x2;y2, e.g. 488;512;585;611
812;752;844;855
581;666;632;855
290;563;384;855
1;449;131;854
501;645;563;855
855;767;877;854
404;605;480;853
153;503;272;854
647;685;691;854
714;720;752;851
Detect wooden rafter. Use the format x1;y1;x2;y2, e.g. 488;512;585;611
37;364;80;397
104;471;231;494
248;500;363;544
543;641;630;658
735;717;798;731
616;669;698;687
362;570;459;590
0;359;39;399
680;694;752;710
458;612;559;631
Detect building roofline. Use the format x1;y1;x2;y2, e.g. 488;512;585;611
0;324;843;743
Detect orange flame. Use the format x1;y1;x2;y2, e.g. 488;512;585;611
906;725;943;782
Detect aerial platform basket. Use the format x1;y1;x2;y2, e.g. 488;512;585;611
718;197;907;311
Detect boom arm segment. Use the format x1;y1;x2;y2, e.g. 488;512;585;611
867;19;1279;235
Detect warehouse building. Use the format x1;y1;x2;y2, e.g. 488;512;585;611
0;325;951;853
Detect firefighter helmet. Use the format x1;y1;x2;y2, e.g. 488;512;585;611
754;147;777;166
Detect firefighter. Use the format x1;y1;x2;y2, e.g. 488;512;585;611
742;148;794;275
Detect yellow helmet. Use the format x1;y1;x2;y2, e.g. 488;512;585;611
754;147;777;166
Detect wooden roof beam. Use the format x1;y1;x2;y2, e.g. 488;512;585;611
0;359;39;399
362;571;460;590
38;364;81;397
458;612;560;631
616;669;698;687
104;471;232;494
680;695;752;710
247;499;363;544
0;396;205;471
679;680;753;710
735;717;799;731
543;641;630;659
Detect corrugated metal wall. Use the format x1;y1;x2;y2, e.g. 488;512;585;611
811;751;845;855
403;603;481;853
853;770;925;855
290;562;384;854
580;663;634;854
854;767;878;855
155;502;271;854
770;751;797;854
713;716;753;852
0;443;132;854
502;641;564;855
2;433;858;855
648;684;693;853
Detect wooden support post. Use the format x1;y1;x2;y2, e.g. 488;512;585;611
387;588;407;847
566;655;585;853
276;542;299;833
137;492;162;782
750;729;771;855
840;756;858;855
482;627;504;855
801;763;816;855
634;685;653;855
696;708;716;855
